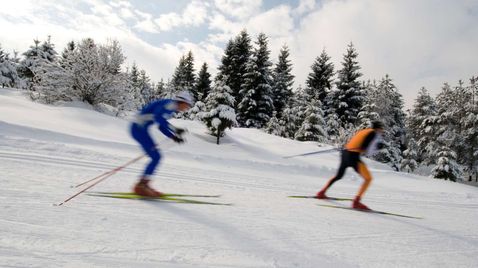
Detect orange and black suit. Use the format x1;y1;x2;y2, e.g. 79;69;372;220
322;128;381;198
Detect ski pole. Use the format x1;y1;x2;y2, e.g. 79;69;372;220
283;147;365;159
72;153;146;188
283;148;342;159
58;140;173;206
55;167;120;206
73;138;173;188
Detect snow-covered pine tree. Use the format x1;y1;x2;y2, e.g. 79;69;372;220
325;112;343;146
201;75;237;144
431;147;461;182
271;45;294;118
139;70;155;104
409;87;438;164
265;111;285;137
59;41;75;69
154;79;165;99
216;30;252;110
231;29;252;106
0;45;22;88
357;80;380;129
401;137;419;173
330;42;365;127
306;49;334;106
171;51;196;100
281;104;300;139
127;63;143;108
282;86;308;139
161;79;176;99
427;82;466;181
295;99;328;143
370;75;406;170
196;62;212;102
462;77;478;181
18;38;55;89
237;33;274;128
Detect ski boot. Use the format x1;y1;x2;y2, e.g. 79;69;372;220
133;178;162;197
316;190;328;199
352;196;370;210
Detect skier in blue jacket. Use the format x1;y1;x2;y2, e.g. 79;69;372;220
131;91;193;197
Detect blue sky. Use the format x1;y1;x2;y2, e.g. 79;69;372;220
1;0;477;107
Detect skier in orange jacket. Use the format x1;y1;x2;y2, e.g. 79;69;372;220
316;121;384;210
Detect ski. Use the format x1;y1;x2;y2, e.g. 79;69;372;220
88;191;221;198
288;195;353;201
318;204;422;219
87;193;232;206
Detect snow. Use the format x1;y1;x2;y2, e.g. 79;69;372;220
1;87;478;267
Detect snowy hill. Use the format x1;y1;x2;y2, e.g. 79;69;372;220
1;87;478;268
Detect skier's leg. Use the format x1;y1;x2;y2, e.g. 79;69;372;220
354;161;372;198
317;151;349;198
351;161;372;210
131;125;162;197
131;125;161;177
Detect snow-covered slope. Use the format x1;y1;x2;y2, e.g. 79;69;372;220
1;88;478;268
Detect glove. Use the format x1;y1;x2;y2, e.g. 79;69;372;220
172;135;184;144
175;127;186;136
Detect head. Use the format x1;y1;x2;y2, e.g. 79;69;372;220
174;91;194;112
372;120;385;133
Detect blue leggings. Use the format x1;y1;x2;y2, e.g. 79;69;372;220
131;124;161;177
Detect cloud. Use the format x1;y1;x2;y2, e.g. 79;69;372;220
214;0;263;20
287;0;478;106
246;5;293;38
154;0;208;32
293;0;316;15
2;0;477;108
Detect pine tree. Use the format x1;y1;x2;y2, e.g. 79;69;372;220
330;43;364;127
216;30;252;109
128;63;143;108
431;147;461;181
271;45;294;118
282;86;308;139
401;137;419;173
60;41;75;68
306;49;334;105
171;51;196;97
201;75;237;144
370;75;406;170
155;79;165;99
265;111;285;136
0;45;22;88
139;70;154;104
18;39;54;89
196;62;212;102
237;33;274;128
357;80;380;129
295;99;328;143
462;77;478;181
231;29;252;105
409;87;438;163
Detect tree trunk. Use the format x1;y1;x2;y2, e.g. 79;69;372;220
216;128;220;145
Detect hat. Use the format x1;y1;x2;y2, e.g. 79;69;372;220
372;120;384;129
174;91;194;106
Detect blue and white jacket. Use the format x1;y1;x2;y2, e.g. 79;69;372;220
132;99;177;138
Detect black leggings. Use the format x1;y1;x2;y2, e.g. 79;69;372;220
327;150;361;187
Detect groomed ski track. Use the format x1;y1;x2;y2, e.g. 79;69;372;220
1;88;478;267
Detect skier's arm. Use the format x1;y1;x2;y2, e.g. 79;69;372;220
154;107;176;139
361;131;377;151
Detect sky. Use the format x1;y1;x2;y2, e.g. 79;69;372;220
1;0;477;108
